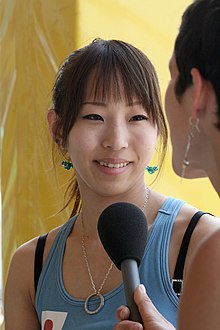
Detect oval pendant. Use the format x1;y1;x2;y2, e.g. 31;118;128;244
84;293;105;314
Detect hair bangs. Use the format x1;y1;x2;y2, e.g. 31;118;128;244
84;59;141;106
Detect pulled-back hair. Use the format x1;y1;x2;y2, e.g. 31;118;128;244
174;0;220;129
52;39;168;215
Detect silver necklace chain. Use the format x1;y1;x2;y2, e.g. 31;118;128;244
81;218;114;292
82;185;149;314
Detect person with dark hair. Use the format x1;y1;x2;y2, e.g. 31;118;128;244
167;0;220;188
4;38;219;330
170;1;220;328
115;0;220;329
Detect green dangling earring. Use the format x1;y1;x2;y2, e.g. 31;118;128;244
146;166;158;174
61;160;73;170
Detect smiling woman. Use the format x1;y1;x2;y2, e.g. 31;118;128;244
48;38;168;214
65;100;157;191
4;39;220;330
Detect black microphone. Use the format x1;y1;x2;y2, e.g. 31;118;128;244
98;202;148;323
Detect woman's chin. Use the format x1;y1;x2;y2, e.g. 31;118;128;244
184;170;207;179
172;160;207;179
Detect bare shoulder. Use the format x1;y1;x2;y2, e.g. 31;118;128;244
168;201;220;278
179;203;220;236
5;227;60;289
7;237;40;291
194;228;220;265
9;223;62;268
150;191;220;235
187;228;220;285
4;237;40;329
7;223;63;288
4;224;63;330
174;202;220;236
183;228;220;278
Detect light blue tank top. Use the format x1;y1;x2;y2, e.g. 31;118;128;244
35;197;184;329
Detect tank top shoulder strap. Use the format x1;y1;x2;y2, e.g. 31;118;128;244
34;215;78;293
34;233;48;292
172;211;212;297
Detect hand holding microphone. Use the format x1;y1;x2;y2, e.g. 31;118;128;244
98;202;148;323
115;284;176;330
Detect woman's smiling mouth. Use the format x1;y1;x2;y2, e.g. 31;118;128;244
98;161;129;168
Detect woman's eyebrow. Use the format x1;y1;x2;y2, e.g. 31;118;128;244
82;101;107;106
81;101;142;107
127;101;142;106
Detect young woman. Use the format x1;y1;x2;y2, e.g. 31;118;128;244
115;0;220;329
4;39;220;330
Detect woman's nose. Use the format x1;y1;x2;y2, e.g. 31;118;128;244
102;123;129;151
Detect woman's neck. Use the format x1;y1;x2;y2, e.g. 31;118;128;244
208;155;220;197
205;128;220;196
75;183;149;238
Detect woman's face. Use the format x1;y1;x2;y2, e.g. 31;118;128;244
67;88;158;196
165;53;188;176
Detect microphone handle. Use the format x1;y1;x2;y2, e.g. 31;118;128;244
121;259;143;324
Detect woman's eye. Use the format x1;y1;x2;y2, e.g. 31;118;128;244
82;114;104;121
130;115;148;121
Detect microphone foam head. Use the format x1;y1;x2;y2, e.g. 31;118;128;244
98;202;148;270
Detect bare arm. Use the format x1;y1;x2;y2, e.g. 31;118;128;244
4;240;40;330
178;229;220;330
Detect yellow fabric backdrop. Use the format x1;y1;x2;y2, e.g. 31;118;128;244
1;0;219;328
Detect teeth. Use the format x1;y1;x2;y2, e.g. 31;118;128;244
99;161;128;168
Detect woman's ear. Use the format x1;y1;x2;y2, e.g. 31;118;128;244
47;108;60;143
191;67;216;120
190;68;204;119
